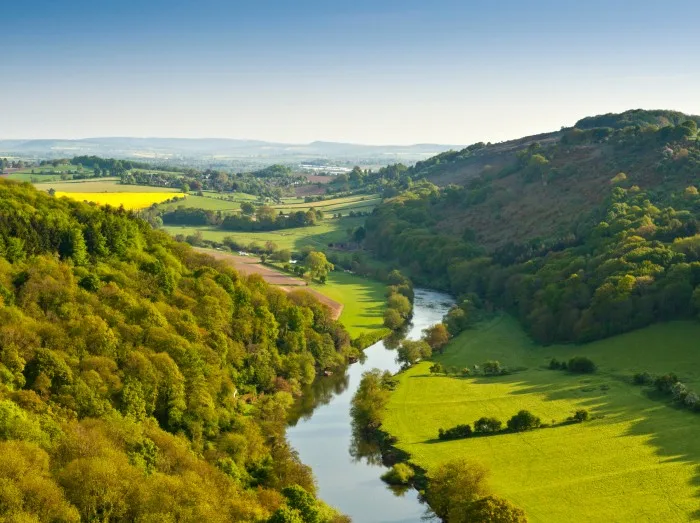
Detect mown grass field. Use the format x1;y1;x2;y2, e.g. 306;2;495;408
383;315;700;522
56;191;182;209
164;216;366;251
311;271;387;339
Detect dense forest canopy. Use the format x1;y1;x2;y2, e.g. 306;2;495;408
365;110;700;344
0;180;351;521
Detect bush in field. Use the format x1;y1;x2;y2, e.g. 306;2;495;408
571;409;590;423
507;410;541;432
654;373;679;393
684;391;699;409
430;362;445;374
567;356;596;374
438;424;473;441
549;358;567;370
671;382;688;402
482;360;504;376
633;371;653;385
474;417;502;434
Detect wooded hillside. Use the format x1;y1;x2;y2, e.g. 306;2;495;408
0;180;350;521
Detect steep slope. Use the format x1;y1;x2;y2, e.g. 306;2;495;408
0;180;351;521
365;110;700;343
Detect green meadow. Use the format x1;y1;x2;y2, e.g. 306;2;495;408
164;216;366;251
383;315;700;522
311;271;387;338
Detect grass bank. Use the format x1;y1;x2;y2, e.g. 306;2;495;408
383;315;700;522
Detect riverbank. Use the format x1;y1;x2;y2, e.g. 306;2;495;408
286;289;454;522
382;315;700;522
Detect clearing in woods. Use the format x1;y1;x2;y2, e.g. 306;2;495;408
383;315;700;522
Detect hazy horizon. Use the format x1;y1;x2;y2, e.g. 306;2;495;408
4;0;700;145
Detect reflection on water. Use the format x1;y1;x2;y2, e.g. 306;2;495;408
286;289;454;523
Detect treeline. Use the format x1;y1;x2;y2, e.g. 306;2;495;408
122;162;305;200
438;408;590;441
160;205;324;232
0;179;352;521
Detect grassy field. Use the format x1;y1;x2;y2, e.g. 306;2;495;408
56;191;182;209
164;216;366;251
383;315;700;522
157;193;257;211
272;195;380;214
311;272;387;339
6;172;65;182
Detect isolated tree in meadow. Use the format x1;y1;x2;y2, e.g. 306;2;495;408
307;251;333;282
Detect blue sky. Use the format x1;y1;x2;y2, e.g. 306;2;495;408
3;0;700;144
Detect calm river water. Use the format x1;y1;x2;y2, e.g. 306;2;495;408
287;289;455;523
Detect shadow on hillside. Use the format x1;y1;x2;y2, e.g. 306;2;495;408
408;368;700;520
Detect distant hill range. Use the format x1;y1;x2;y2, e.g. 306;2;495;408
0;137;460;167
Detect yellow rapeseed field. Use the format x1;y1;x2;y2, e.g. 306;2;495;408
56;192;181;210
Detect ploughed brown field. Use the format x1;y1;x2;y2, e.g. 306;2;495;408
195;248;344;320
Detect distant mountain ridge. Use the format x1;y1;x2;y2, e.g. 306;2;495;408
0;137;460;165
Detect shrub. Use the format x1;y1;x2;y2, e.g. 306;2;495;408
548;358;565;370
654;373;679;393
684;391;699;409
474;417;502;434
506;410;541;432
482;360;503;376
381;463;415;485
633;371;653;385
438;424;473;441
572;409;589;422
430;363;445;374
567;356;596;374
671;382;688;402
610;172;627;184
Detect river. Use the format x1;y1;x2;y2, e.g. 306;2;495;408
287;288;455;523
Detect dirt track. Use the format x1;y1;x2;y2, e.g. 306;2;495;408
195;248;344;320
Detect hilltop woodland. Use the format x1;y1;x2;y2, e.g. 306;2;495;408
0;180;352;522
365;110;700;343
